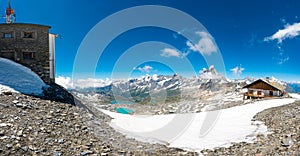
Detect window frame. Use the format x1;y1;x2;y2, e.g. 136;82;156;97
22;31;36;39
0;50;15;59
2;31;14;39
22;52;35;60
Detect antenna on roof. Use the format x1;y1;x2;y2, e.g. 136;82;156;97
4;0;16;24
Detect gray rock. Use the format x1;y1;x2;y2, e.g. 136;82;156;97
6;144;12;149
0;123;7;127
53;152;62;156
15;103;23;108
17;130;23;137
0;130;4;136
81;150;93;155
281;135;293;147
58;138;65;144
21;146;28;152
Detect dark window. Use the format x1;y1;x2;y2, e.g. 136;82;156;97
257;91;262;95
23;32;34;38
269;91;273;96
23;52;35;60
0;51;15;59
3;32;13;38
249;90;254;94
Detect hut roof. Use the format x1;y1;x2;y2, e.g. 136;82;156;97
242;79;285;91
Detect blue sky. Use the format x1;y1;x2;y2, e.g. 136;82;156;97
1;0;300;81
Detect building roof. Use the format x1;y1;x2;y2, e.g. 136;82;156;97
0;23;51;28
242;78;286;91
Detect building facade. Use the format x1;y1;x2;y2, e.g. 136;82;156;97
0;23;55;84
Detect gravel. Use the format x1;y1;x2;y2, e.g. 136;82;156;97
1;92;299;155
0;93;196;155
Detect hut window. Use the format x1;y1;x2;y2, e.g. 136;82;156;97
269;91;273;96
257;91;262;95
2;32;13;38
249;90;254;94
23;32;34;38
23;52;35;60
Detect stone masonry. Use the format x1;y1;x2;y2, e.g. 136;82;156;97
0;23;52;84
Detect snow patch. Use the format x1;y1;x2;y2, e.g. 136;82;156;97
289;93;300;100
0;84;18;93
0;58;46;95
101;98;296;151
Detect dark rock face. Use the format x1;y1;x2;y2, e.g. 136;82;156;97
42;83;75;105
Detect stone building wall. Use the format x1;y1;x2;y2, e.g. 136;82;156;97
0;23;52;84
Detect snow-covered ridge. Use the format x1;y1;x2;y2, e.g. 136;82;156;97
0;58;46;95
57;66;228;90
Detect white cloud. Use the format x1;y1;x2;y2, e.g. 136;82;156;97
75;78;112;88
264;22;300;43
160;48;181;58
231;66;245;77
186;31;217;55
134;65;154;73
278;57;290;65
55;76;112;89
56;76;73;89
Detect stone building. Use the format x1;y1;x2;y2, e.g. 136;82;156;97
0;23;55;84
0;1;56;84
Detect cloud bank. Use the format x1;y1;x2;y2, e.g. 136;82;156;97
56;76;112;89
264;22;300;43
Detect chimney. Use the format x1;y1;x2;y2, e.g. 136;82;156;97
266;77;270;81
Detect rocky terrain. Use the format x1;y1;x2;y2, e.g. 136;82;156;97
1;91;300;155
0;92;196;156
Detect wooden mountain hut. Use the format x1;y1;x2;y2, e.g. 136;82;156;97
242;78;286;99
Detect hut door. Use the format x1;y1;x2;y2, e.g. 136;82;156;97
269;91;273;96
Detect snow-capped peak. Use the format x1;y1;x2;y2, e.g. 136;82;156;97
268;76;286;86
199;65;225;80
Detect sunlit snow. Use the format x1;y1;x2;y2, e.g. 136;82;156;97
0;58;46;95
101;98;298;151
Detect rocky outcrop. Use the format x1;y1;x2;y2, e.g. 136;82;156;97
42;82;75;105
